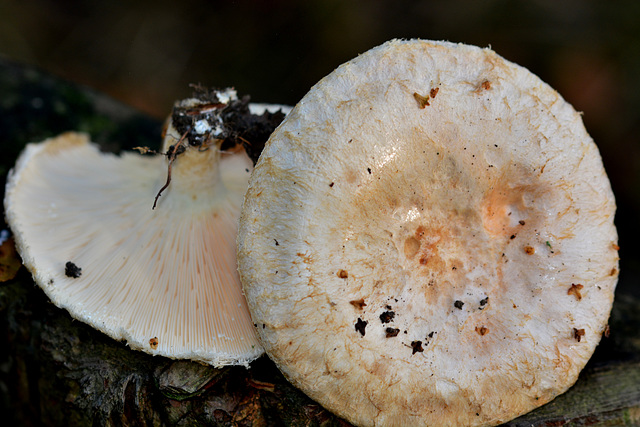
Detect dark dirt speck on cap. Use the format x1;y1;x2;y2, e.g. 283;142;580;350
385;328;400;338
65;261;82;278
355;318;368;336
379;311;395;323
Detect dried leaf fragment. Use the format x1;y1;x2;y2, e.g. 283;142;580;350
350;299;366;309
0;237;21;282
475;326;489;336
568;284;584;301
413;92;430;108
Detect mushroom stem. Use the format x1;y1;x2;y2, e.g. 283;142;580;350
161;146;224;207
153;127;227;212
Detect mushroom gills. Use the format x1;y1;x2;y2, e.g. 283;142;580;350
4;90;290;367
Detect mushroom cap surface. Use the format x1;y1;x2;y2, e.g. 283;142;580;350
5;129;260;366
237;40;619;426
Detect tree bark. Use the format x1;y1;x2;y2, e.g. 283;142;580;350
1;58;638;426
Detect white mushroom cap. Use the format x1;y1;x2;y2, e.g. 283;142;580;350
238;40;619;425
4;100;287;366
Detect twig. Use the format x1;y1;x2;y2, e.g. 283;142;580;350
152;128;190;210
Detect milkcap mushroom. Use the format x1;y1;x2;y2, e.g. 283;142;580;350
237;40;619;425
4;89;288;367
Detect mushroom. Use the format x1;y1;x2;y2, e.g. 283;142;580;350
4;88;288;367
237;40;619;425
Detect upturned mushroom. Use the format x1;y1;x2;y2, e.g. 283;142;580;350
237;40;619;425
4;88;288;367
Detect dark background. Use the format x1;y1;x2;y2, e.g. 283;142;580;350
0;0;638;298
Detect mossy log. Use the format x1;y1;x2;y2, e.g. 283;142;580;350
1;57;639;426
